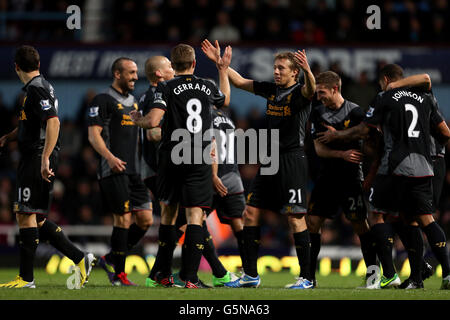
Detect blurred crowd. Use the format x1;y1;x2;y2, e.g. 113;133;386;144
1;0;449;44
1;59;450;253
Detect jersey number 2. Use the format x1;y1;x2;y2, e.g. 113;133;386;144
405;103;420;138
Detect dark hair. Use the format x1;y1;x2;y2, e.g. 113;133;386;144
111;57;135;76
316;71;342;92
15;45;40;72
170;44;195;72
379;64;404;81
274;52;300;81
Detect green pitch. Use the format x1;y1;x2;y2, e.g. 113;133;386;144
0;268;448;300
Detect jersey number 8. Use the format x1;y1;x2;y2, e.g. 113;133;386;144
186;98;202;133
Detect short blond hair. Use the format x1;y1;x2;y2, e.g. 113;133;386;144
274;52;300;81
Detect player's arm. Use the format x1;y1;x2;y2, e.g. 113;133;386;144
146;127;161;142
433;120;450;145
41;117;60;182
0;127;18;147
218;46;232;107
228;67;254;93
295;49;315;99
88;125;126;173
362;134;382;191
316;122;371;144
313;139;362;164
210;138;227;197
201;39;232;106
386;73;431;91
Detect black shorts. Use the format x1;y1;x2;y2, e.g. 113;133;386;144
308;176;368;222
432;156;445;211
99;174;151;214
143;175;158;199
246;150;307;215
14;152;58;215
157;150;212;208
212;192;245;224
393;175;434;216
369;174;399;216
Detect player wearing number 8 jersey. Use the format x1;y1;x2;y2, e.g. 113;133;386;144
201;39;316;289
132;43;232;288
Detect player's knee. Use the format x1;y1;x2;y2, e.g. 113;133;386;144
416;214;434;227
306;215;321;233
135;211;153;230
113;213;132;228
243;207;258;225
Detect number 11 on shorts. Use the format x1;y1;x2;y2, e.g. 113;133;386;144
289;188;302;204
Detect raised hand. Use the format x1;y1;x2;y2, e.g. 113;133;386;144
294;49;311;73
201;39;232;70
201;39;220;64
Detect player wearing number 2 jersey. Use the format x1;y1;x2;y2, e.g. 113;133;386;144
317;64;450;290
132;43;232;288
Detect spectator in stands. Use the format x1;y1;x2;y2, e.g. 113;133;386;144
208;10;240;43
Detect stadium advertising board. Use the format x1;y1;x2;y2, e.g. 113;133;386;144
0;46;449;83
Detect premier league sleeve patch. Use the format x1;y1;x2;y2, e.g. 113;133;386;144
89;106;99;117
40;99;52;111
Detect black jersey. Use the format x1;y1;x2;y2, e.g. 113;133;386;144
88;86;140;179
365;87;444;177
310;100;365;180
211;107;239;177
138;85;159;171
429;94;446;158
18;75;60;155
253;81;311;153
152;75;225;155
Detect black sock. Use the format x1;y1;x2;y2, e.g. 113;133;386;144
234;230;246;270
111;227;128;276
242;226;260;277
180;224;204;283
294;230;311;280
309;233;321;281
19;227;39;282
359;231;378;270
39;220;84;264
127;223;148;251
202;222;227;278
149;224;177;279
176;228;184;241
404;225;424;282
371;223;396;278
423;222;450;277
